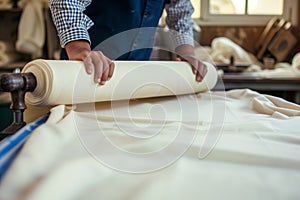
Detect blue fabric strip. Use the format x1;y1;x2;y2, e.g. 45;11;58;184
0;114;49;180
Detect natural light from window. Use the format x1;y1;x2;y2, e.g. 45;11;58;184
190;0;297;25
208;0;284;15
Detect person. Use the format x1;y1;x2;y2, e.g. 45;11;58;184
49;0;207;85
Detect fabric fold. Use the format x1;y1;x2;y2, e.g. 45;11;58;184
252;94;300;117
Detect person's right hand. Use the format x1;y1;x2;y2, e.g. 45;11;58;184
65;40;115;85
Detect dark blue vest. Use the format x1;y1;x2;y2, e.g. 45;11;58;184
61;0;166;60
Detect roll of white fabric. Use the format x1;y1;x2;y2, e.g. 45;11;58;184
22;59;218;106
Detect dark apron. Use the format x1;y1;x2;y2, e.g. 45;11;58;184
61;0;166;60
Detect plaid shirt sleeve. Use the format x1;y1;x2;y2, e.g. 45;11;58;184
49;0;94;47
165;0;195;48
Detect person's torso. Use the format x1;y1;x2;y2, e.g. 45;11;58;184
85;0;166;60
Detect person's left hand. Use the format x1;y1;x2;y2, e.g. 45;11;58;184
174;44;207;82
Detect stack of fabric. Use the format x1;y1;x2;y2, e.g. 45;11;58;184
0;0;12;9
195;37;300;78
255;52;300;78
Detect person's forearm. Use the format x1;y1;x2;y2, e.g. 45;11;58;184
165;0;194;48
65;40;91;61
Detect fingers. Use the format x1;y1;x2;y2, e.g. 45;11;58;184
108;62;115;80
193;60;208;82
176;55;207;82
83;55;93;74
83;51;114;85
189;59;207;82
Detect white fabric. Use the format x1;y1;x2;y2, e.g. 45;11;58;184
15;0;45;58
22;59;218;106
292;52;300;75
253;94;300;117
256;52;300;78
0;0;12;9
209;37;261;67
17;0;48;8
257;52;300;78
1;89;300;200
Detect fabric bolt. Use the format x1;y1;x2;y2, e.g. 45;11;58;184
21;59;218;106
1;89;300;200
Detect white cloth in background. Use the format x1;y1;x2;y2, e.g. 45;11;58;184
209;37;261;66
15;0;45;58
292;52;300;75
1;89;300;200
193;37;263;73
0;0;12;9
17;0;48;8
257;52;300;78
196;37;300;78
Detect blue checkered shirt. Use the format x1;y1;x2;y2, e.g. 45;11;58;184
49;0;194;48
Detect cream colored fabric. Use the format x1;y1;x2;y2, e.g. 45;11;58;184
292;52;300;75
17;0;48;8
22;59;218;106
257;65;300;78
209;37;262;67
0;0;12;9
15;0;45;58
24;104;53;123
1;89;300;200
253;94;300;117
252;52;300;78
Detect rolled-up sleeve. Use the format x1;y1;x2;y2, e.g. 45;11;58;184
165;0;194;48
49;0;94;47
